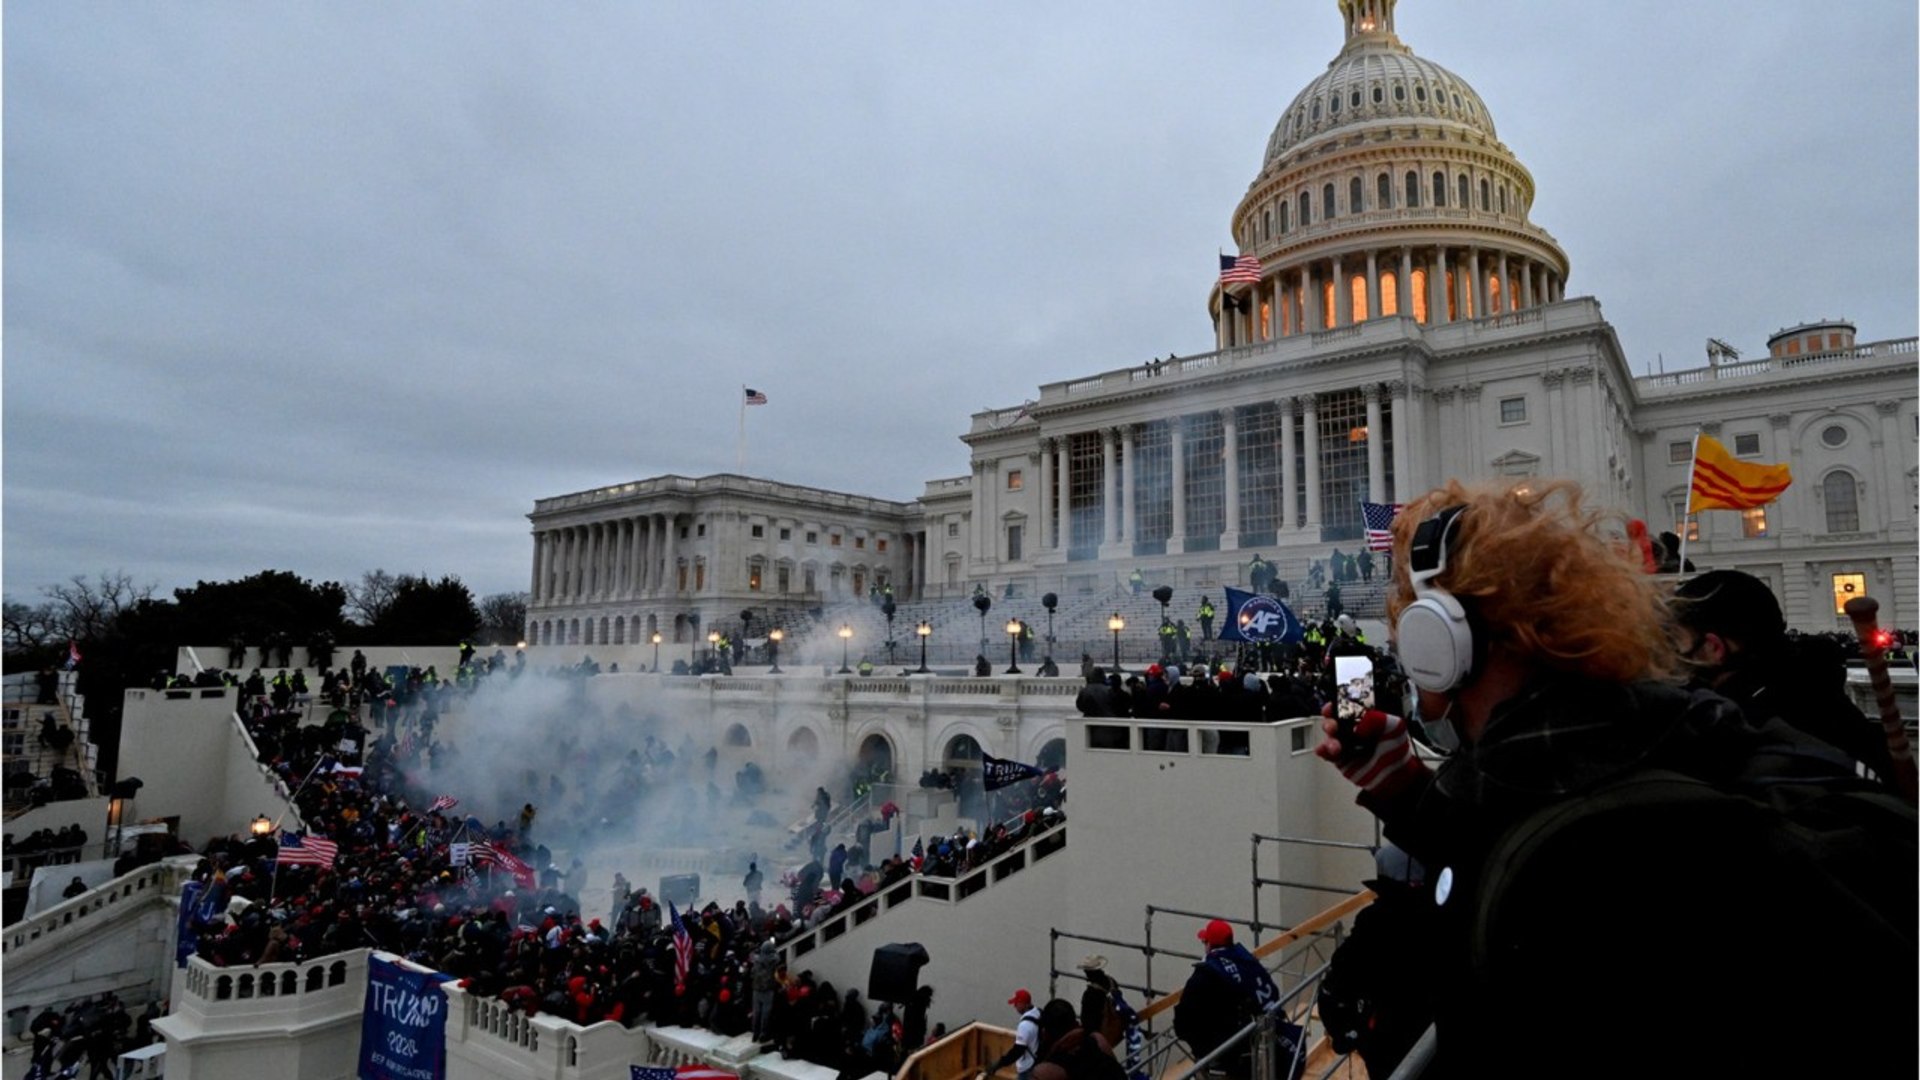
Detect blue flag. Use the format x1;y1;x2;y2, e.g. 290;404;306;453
981;754;1044;791
1218;586;1302;644
359;956;451;1080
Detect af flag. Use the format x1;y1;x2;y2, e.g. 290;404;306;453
1219;586;1303;644
981;754;1045;791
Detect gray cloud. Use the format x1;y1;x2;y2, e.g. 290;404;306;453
6;0;1914;599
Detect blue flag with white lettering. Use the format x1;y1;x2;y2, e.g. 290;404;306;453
1218;586;1302;644
360;955;450;1080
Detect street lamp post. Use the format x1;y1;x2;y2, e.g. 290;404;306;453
1108;613;1125;672
650;631;662;672
1005;618;1022;675
837;624;853;675
707;630;720;669
916;621;932;674
768;628;784;674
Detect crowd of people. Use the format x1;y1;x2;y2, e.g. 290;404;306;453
25;993;162;1080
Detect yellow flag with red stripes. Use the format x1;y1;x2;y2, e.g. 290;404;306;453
1688;434;1792;512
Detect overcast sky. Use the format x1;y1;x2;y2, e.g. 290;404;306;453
5;0;1914;602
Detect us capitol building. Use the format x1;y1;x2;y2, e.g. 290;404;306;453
526;0;1916;645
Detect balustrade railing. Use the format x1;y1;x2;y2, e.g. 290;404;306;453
3;858;188;958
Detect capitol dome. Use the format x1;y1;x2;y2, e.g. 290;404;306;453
1211;0;1570;347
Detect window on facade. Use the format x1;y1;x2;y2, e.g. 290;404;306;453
1279;201;1290;233
1806;335;1823;354
751;524;764;538
1433;171;1446;207
1489;275;1502;313
1238;403;1281;536
1457;175;1470;208
1480;178;1490;210
1380;271;1399;316
1261;210;1270;240
1183;413;1226;541
748;564;762;591
1312;100;1321;120
1829;333;1845;350
697;523;706;537
1668;496;1700;542
1410;268;1428;323
1786;338;1801;356
1007;523;1023;562
1669;441;1691;464
804;567;817;592
1350;89;1361;108
806;530;818;544
1133;420;1173;545
1372;85;1384;104
1733;433;1761;456
1377;173;1392;209
1499;186;1508;214
1350;275;1368;322
831;534;842;547
679;527;689;539
947;522;959;538
876;538;888;552
1500;397;1527;424
1322;183;1336;220
695;563;706;590
1404;171;1419;208
1415;85;1427;102
1832;572;1866;614
1068;431;1106;554
1317;389;1370;539
1350;177;1363;214
1298;192;1311;227
777;565;791;593
1824;472;1860;532
1740;508;1767;538
1394;83;1406;101
1007;470;1023;491
779;527;792;541
1329;94;1340;116
1820;424;1849;449
854;536;865;549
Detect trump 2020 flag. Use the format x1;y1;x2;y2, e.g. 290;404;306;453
981;754;1045;791
1219;586;1303;644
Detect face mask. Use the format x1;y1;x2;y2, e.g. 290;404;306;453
1413;696;1461;754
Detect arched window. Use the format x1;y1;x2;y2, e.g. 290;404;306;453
1457;174;1470;208
613;615;626;645
1312;99;1322;121
1322;183;1336;219
1405;171;1420;208
1432;171;1446;207
1824;471;1860;533
1349;176;1363;213
584;620;595;646
1377;173;1392;209
1499;185;1508;213
1329;93;1340;116
1410;268;1428;323
1262;209;1271;240
1298;191;1311;227
1372;85;1384;105
1381;271;1399;316
1350;274;1368;322
1279;201;1289;233
1480;178;1491;211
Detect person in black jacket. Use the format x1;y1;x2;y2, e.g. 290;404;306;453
1173;920;1275;1078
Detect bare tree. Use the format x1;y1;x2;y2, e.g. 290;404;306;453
346;569;400;627
2;600;60;654
477;592;530;645
41;572;155;642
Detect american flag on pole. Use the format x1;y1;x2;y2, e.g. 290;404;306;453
1362;501;1404;552
65;640;82;670
428;794;458;813
744;388;768;406
275;831;339;868
632;1067;738;1080
668;901;692;992
1218;253;1261;285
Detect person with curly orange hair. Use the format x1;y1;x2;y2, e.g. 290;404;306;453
1314;479;1910;1077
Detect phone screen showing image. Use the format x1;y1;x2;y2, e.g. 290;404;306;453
1334;656;1375;723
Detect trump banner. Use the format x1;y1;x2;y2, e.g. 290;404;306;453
981;754;1044;791
1218;586;1303;645
359;956;451;1080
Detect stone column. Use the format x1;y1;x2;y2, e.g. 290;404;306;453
1332;255;1350;327
1221;408;1241;549
1101;432;1119;547
1302;393;1322;531
1431;247;1450;324
1365;385;1386;502
530;532;546;602
1299;266;1314;332
612;520;627;598
559;527;573;599
641;516;657;595
1278;397;1296;531
1468;247;1483;320
1365;250;1380;323
662;515;678;595
1497;253;1512;313
1389;381;1412;501
1519;257;1534;308
1169;416;1188;552
1405;247;1420;319
1036;439;1054;552
1120;426;1137;544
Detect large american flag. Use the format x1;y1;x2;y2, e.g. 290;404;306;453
632;1066;737;1080
275;831;339;868
1218;253;1261;285
470;841;536;887
427;794;458;813
668;901;692;991
743;388;768;406
1362;501;1404;552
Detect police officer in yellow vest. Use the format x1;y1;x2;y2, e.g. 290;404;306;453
1197;597;1216;641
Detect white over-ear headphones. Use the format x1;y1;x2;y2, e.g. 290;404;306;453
1396;505;1477;693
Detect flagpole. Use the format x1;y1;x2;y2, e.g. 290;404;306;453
1676;430;1700;575
737;387;747;473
